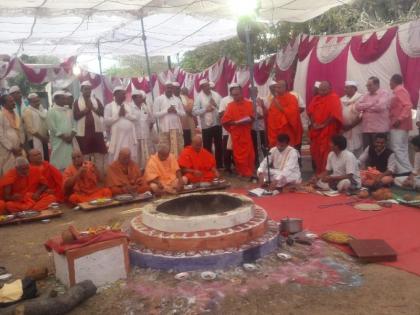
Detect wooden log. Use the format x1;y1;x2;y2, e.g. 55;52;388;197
1;280;97;315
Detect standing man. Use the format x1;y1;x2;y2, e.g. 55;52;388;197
219;85;234;173
389;74;413;175
179;86;196;146
104;86;137;163
355;77;390;149
193;79;223;169
153;81;185;157
9;86;28;118
340;81;363;157
250;86;267;168
73;81;107;177
47;90;76;171
131;89;154;169
221;85;255;179
23;93;49;161
0;94;24;175
307;81;343;174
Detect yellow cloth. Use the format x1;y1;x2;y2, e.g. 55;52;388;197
0;280;23;303
144;153;180;189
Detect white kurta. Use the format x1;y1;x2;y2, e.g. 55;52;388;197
22;106;48;159
132;102;154;168
219;95;233;137
193;91;222;129
0;110;24;175
104;101;137;162
257;146;301;187
341;92;363;155
153;94;185;133
325;150;361;188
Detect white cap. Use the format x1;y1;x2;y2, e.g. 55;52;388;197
172;82;180;87
345;80;358;87
132;89;146;97
64;91;72;97
27;93;38;99
314;81;321;88
269;79;279;86
199;79;209;86
164;80;173;86
9;85;20;94
113;86;125;93
209;81;215;88
52;90;66;98
229;83;241;91
80;80;92;87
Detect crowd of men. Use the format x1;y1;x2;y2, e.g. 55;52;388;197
0;73;419;214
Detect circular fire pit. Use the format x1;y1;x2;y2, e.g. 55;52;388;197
129;192;279;271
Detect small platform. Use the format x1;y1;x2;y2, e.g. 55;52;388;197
79;193;153;211
0;209;63;227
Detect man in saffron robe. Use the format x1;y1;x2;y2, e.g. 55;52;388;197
178;135;219;183
28;149;64;202
307;81;343;174
106;148;149;196
221;85;255;179
266;80;303;149
64;151;112;204
144;144;186;195
0;157;56;213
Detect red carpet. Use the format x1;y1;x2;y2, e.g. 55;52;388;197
232;189;420;276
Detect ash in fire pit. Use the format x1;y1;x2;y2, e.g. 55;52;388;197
156;193;243;216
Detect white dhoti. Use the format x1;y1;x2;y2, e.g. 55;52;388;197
390;129;412;174
108;119;137;163
394;176;420;189
317;179;353;192
260;168;301;188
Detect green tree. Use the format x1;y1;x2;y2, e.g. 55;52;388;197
105;55;171;77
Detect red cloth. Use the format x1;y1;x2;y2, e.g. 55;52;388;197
32;161;64;202
222;100;255;177
178;146;216;183
266;92;303;147
307;92;343;174
45;230;128;254
0;200;5;215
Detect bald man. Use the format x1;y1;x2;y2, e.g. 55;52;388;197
0;157;56;213
106;148;149;196
307;81;343;174
144;144;186;195
178;135;219;183
63;151;112;204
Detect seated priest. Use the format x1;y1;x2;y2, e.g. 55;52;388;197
315;135;361;193
257;133;301;191
106;147;149;196
63;151;112;204
0;157;57;212
395;135;420;189
28;149;64;202
178;135;219;183
144;143;186;195
358;133;396;189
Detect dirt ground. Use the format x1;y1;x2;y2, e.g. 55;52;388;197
1;173;420;315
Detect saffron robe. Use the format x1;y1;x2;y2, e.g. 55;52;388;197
63;162;112;204
178;146;216;183
0;200;5;214
31;161;64;202
106;160;149;195
266;93;303;148
144;153;180;190
222;100;255;177
307;92;343;174
0;166;56;213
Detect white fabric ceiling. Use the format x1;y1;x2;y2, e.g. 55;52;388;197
0;0;351;57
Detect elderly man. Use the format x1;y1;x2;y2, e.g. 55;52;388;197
105;86;137;163
131;89;154;169
257;133;301;191
221;84;255;179
178;135;219;183
0;93;25;176
9;85;28;118
64;151;112;204
179;86;196;146
316;135;361;193
218;85;234;173
153;82;185;157
144;144;185;195
0;157;56;213
307;81;343;174
28;149;64;202
23;93;49;161
106;148;149;195
341;81;363;157
389;74;413;175
355;77;390;149
193;79;223;168
73;81;107;177
47;90;76;171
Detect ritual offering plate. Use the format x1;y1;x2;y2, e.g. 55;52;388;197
114;194;134;202
354;203;382;211
89;198;112;205
0;214;15;223
200;271;216;281
321;231;354;245
16;211;39;218
184;184;194;190
199;182;211;188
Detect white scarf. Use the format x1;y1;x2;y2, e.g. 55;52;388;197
76;96;104;136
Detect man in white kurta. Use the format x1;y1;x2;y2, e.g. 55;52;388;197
341;81;363;157
0;94;25;176
257;133;301;190
153;82;185;157
23;93;49;161
218;86;234;172
131;89;154;169
104;86;137;163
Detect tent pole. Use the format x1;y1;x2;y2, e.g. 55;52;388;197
97;40;103;75
140;15;154;102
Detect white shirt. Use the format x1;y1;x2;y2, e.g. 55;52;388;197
341;92;363;152
326;150;361;187
219;95;233;136
358;146;397;173
153;94;185;133
132;102;153;140
193;90;222;129
257;146;301;182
